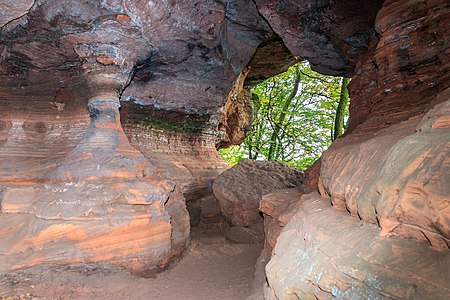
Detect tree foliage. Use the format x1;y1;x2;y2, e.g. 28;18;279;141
219;61;349;170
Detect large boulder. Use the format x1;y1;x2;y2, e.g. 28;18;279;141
265;192;450;299
212;160;303;227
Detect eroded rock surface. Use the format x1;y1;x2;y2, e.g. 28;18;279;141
258;1;450;298
260;188;304;254
0;0;34;27
0;0;306;273
266;193;450;299
213;160;303;227
249;188;304;299
0;0;280;273
319;0;450;249
0;91;190;273
0;0;448;299
254;0;383;76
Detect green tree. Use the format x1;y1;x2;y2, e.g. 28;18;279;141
219;61;349;169
267;64;301;160
333;77;350;140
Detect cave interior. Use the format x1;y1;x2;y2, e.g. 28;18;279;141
0;0;449;299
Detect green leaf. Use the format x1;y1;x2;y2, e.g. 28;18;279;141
219;61;350;170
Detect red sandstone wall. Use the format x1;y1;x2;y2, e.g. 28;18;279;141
262;1;449;298
319;0;450;249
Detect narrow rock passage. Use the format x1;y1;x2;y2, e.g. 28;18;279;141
0;227;263;300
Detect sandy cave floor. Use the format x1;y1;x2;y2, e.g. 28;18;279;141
0;227;263;300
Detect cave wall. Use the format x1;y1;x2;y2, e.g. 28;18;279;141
263;0;450;298
0;0;320;274
265;192;450;299
253;0;384;76
319;0;450;249
0;0;448;298
0;0;280;273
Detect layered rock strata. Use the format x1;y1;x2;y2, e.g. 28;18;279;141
250;188;305;299
265;193;450;299
0;0;295;273
262;0;450;298
1;2;448;299
319;0;450;249
0;86;189;273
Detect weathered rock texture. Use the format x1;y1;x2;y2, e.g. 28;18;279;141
319;0;450;249
261;0;450;298
121;118;228;202
253;0;383;76
3;0;349;274
217;68;253;149
260;189;305;253
266;193;450;299
250;188;305;298
1;0;449;298
213;160;304;227
0;0;295;273
0;84;191;272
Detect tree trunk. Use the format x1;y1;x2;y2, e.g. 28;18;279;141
333;77;350;141
267;65;301;160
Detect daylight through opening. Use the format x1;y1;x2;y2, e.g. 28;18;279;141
219;61;350;170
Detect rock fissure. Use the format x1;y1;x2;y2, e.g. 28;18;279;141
0;0;37;30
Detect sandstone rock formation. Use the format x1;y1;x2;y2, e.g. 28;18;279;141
319;0;450;249
0;0;276;273
0;0;449;298
260;188;305;256
253;0;383;75
250;188;305;299
213;160;304;227
259;0;450;298
0;0;319;274
266;193;450;299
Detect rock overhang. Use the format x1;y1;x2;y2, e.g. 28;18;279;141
1;0;382;117
2;0;426;278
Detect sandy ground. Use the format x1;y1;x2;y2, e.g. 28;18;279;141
0;227;263;300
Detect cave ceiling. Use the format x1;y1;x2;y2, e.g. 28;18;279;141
0;0;382;116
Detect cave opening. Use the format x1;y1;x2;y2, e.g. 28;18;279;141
0;0;448;299
219;60;350;170
178;60;353;299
